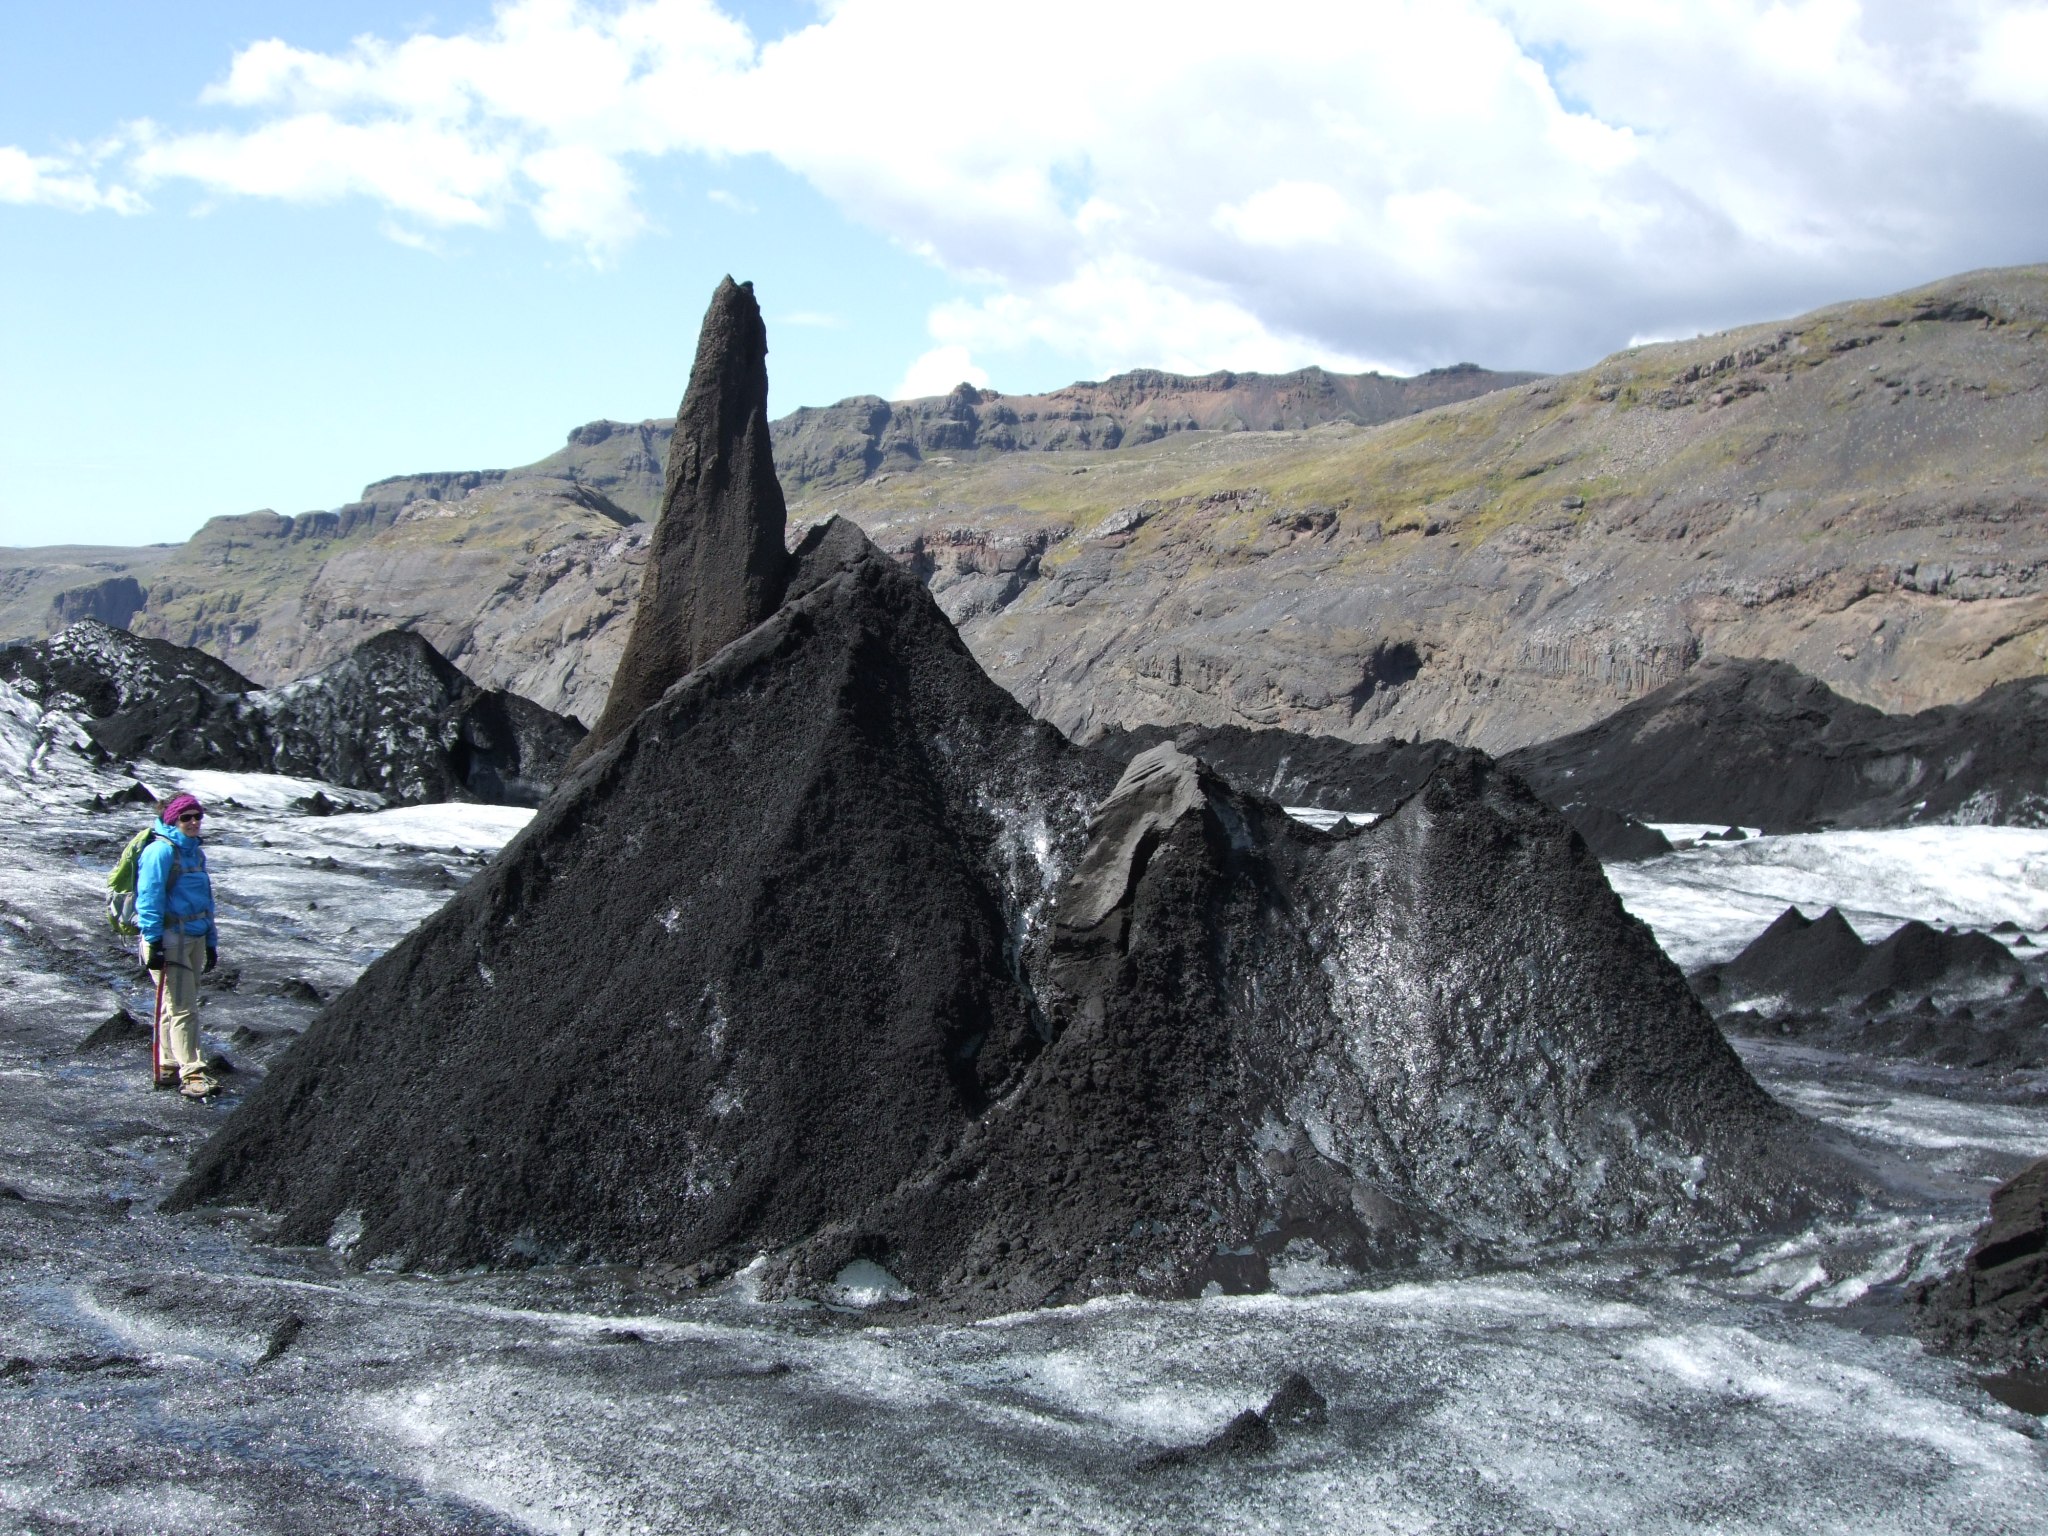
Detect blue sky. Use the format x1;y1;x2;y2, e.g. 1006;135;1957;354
4;1;2044;547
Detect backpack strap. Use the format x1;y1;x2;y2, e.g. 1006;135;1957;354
153;828;183;896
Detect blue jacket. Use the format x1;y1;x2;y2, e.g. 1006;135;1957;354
136;821;217;945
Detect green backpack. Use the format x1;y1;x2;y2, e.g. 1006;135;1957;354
105;826;178;938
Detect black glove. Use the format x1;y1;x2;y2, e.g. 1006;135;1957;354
145;939;165;971
204;946;218;974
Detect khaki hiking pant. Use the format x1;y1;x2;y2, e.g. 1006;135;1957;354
142;931;210;1085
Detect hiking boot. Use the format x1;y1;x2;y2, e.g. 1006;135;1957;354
179;1074;221;1101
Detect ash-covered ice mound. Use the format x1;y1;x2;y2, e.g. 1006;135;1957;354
170;517;1109;1279
1097;660;2048;836
252;629;585;806
0;620;583;805
170;277;1843;1314
761;737;1834;1313
0;619;267;768
1692;905;2045;1068
173;534;1829;1308
1500;657;2048;832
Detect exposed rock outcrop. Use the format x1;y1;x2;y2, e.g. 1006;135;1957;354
1691;905;2044;1068
48;575;146;631
0;620;584;806
1916;1157;2048;1371
771;363;1540;490
580;277;790;756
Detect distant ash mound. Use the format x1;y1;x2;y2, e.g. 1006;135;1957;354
1095;659;2048;837
0;618;267;768
1693;905;2047;1070
172;279;1847;1316
0;620;584;806
253;628;585;806
1500;657;2048;832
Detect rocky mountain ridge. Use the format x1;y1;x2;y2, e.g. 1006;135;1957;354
3;266;2043;748
770;362;1542;490
0;359;1533;724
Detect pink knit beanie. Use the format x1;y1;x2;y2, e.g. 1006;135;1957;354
161;793;205;826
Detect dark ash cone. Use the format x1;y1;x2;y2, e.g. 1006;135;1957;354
168;532;1843;1311
579;276;791;758
169;288;1852;1315
167;523;1108;1278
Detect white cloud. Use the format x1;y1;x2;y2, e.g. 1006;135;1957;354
1966;4;2048;120
728;0;2048;369
1215;183;1353;250
135;0;756;258
132;114;513;227
377;219;447;254
705;187;755;213
0;145;143;214
894;345;988;399
34;0;2048;370
523;143;645;256
928;255;1379;379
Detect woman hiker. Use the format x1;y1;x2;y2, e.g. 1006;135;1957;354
137;792;222;1100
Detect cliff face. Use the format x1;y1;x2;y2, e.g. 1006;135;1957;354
4;267;2043;742
894;265;2048;750
769;362;1541;490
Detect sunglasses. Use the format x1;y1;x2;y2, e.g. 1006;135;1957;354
177;813;204;824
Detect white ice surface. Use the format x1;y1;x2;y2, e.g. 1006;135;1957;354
0;681;130;808
322;802;536;853
1606;825;2048;969
146;765;384;815
4;731;2048;1533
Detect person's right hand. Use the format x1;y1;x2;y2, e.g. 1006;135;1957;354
145;939;164;971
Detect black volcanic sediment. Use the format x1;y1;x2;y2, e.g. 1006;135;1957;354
579;276;791;757
175;525;1827;1306
171;518;1110;1282
172;283;1844;1312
